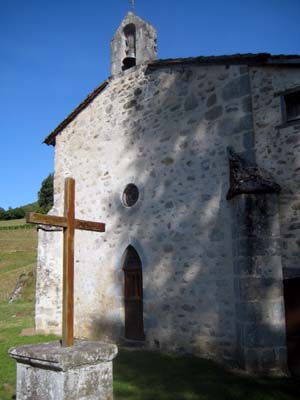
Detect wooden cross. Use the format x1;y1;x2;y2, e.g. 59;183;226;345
129;0;135;11
26;177;105;347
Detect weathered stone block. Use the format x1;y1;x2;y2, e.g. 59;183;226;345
242;96;252;113
270;301;285;324
251;238;281;257
244;323;285;348
222;75;250;101
205;105;223;121
236;322;244;347
184;94;199;111
206;93;217;107
9;341;118;400
233;256;253;275
236;301;262;322
243;131;254;150
240;277;282;301
244;348;259;371
218;115;253;136
260;349;276;369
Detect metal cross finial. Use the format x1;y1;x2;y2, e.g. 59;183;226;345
129;0;135;11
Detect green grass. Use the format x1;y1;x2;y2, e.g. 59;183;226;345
0;219;26;227
0;220;299;399
0;225;37;302
1;299;299;400
0;221;56;399
0;301;58;400
0;218;35;231
114;350;300;400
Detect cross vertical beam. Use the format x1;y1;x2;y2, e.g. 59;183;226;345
26;177;105;348
129;0;135;12
62;178;75;347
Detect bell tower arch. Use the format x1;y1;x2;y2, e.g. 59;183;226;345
111;12;157;75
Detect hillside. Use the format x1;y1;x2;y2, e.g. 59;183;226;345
0;202;39;221
0;219;37;302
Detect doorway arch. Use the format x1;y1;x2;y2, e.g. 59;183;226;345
122;245;145;341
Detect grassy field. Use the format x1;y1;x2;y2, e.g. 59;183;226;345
0;298;299;400
0;220;37;302
1;299;299;400
0;219;26;227
0;220;300;399
114;351;300;400
0;301;58;400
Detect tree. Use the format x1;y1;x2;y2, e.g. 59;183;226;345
38;173;54;213
12;207;26;219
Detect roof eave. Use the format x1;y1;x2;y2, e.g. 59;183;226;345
44;52;300;146
146;53;300;70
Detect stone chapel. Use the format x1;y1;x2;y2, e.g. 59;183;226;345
36;12;300;375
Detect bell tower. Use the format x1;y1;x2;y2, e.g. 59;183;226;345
111;12;157;76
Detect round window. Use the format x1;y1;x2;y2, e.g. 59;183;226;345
122;184;139;207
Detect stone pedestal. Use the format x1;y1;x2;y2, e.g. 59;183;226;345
9;340;118;400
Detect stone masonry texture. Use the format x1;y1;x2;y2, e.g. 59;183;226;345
35;16;300;375
9;341;117;400
250;67;300;280
38;63;254;364
111;12;157;76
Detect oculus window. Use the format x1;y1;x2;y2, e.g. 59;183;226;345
122;184;139;207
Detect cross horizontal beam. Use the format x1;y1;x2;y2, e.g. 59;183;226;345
26;212;105;232
26;212;67;227
75;219;105;232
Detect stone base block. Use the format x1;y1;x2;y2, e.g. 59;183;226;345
9;340;118;400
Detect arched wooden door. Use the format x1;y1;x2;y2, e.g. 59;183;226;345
122;246;145;341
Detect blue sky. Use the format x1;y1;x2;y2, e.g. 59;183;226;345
0;0;299;209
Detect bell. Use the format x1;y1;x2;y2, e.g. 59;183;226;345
123;33;136;70
122;56;136;70
123;25;136;70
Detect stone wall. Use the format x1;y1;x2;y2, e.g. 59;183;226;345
36;228;63;333
36;61;300;370
37;63;257;364
250;66;300;279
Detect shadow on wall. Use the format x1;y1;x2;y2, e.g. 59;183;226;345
91;317;123;343
93;63;290;370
